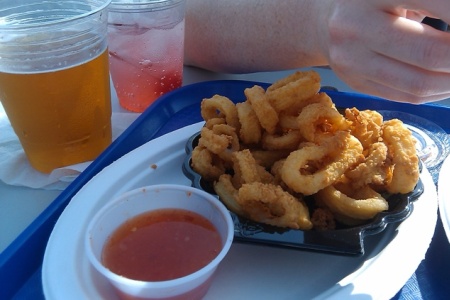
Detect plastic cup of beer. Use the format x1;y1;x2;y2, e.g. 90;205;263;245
108;0;186;113
0;0;113;174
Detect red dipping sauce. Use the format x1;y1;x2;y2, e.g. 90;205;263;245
102;208;222;282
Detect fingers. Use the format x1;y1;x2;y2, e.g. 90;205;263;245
327;0;450;103
348;79;450;104
331;3;450;72
373;0;450;23
333;51;450;103
405;9;426;22
368;15;450;72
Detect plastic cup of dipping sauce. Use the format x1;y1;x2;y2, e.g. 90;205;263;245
85;184;234;300
107;0;186;113
0;0;113;173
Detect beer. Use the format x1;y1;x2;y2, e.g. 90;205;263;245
0;50;112;173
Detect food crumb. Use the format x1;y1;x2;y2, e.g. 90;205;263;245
311;208;336;230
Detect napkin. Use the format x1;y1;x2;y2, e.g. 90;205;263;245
0;106;139;191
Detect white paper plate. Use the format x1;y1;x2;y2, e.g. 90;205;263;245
42;122;438;300
438;155;450;241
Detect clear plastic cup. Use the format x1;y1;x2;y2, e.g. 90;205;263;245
108;0;186;113
85;184;234;300
0;0;113;173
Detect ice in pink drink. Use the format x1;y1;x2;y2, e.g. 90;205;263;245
108;21;184;112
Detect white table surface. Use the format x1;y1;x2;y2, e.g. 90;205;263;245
1;65;449;254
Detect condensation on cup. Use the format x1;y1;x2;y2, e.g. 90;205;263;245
108;0;186;113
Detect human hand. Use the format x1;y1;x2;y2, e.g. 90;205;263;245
323;0;450;103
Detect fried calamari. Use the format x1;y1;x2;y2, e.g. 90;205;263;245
190;70;419;230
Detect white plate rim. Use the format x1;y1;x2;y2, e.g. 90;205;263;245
42;122;438;300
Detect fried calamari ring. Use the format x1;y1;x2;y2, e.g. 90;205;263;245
236;101;262;144
250;149;291;169
291;92;335;114
199;123;240;163
269;159;296;193
281;132;364;195
198;126;230;155
190;146;225;181
214;174;245;216
266;70;321;112
297;103;350;142
345;142;392;189
204;117;226;129
237;182;313;230
345;108;383;149
270;159;285;184
382;119;420;194
231;149;262;187
315;183;388;221
201;95;240;131
245;85;279;134
261;130;303;151
257;165;276;184
229;149;274;188
277;93;335;131
278;112;299;131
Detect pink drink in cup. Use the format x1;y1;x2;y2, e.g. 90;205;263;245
108;0;186;113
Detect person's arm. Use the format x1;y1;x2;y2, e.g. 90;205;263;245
184;0;331;73
185;0;450;104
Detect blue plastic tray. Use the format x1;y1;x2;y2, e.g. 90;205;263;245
2;80;450;299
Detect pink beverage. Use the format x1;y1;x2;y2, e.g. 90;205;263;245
108;0;186;113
